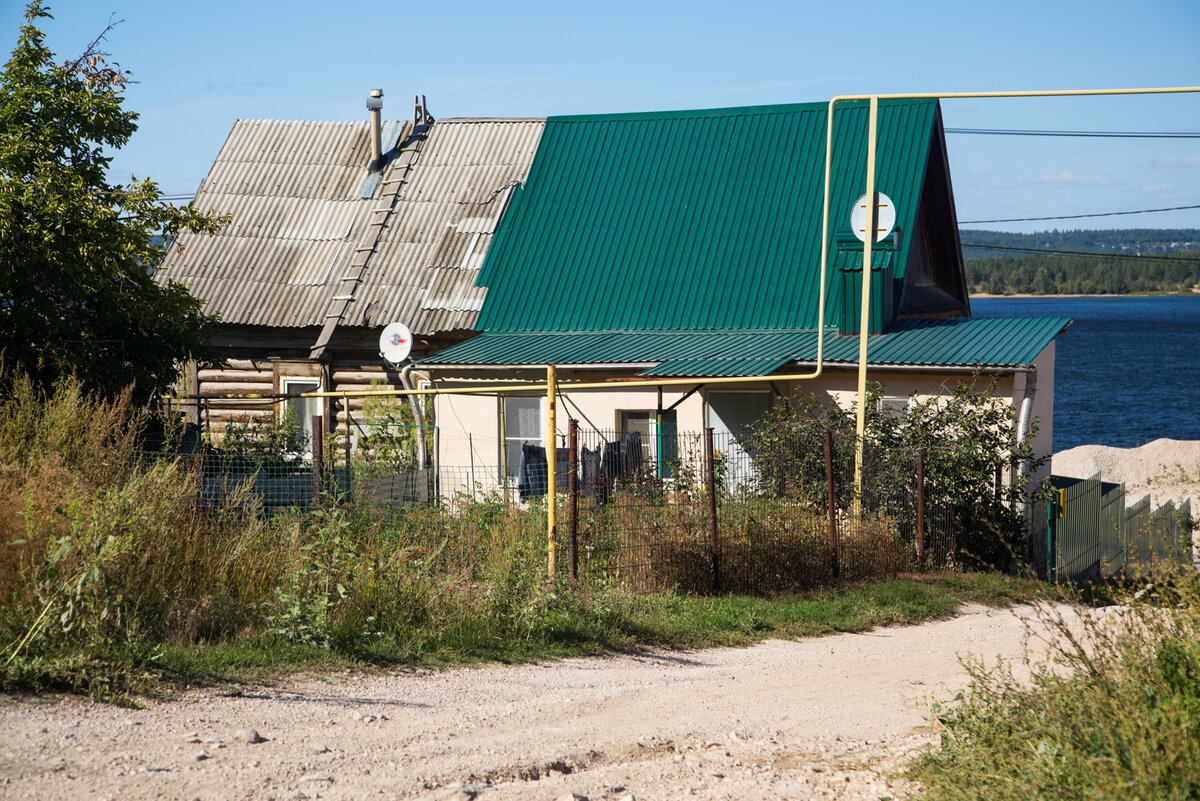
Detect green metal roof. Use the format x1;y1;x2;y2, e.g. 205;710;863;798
422;317;1071;374
476;99;940;332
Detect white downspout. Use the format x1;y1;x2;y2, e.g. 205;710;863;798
400;362;428;469
1015;369;1037;522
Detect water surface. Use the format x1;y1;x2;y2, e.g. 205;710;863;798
971;296;1200;451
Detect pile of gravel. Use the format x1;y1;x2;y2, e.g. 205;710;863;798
1053;438;1200;509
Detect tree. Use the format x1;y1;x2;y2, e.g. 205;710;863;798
0;2;227;402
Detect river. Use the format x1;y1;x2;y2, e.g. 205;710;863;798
971;296;1200;452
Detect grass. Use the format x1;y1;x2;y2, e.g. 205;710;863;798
154;572;1043;690
0;374;1045;700
910;565;1200;801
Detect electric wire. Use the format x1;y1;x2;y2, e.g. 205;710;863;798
961;243;1200;263
960;204;1200;224
946;127;1200;138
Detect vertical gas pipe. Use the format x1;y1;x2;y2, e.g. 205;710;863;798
546;364;557;579
852;96;879;514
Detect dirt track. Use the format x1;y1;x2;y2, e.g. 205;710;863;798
0;603;1057;801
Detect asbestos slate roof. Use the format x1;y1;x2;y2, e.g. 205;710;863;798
421;317;1072;374
156;117;543;334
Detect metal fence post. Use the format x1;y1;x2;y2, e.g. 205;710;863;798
825;430;839;579
343;394;352;503
916;451;926;570
704;427;721;593
568;419;579;583
311;414;324;504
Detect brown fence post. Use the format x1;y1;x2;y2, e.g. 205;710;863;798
825;430;839;579
705;427;722;593
917;451;926;570
311;414;324;504
568;419;579;583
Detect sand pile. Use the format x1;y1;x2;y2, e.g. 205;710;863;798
1053;438;1200;510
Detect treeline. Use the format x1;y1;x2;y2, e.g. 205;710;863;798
961;228;1200;259
965;250;1200;295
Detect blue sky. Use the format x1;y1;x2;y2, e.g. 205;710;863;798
5;0;1199;234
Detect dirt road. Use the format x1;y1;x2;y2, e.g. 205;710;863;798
0;604;1049;801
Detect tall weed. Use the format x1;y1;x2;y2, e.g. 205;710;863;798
913;564;1200;800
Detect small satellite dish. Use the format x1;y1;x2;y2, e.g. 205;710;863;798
850;192;896;243
379;321;413;366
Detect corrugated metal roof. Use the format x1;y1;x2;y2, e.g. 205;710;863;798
475;99;938;332
422;317;1071;371
157;117;543;334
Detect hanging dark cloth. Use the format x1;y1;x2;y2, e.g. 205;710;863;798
518;442;547;501
580;445;601;498
600;441;624;481
623;431;643;477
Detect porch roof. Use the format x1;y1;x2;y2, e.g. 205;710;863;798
420;316;1071;375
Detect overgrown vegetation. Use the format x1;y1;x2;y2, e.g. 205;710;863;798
0;376;1040;699
745;379;1045;570
913;565;1200;800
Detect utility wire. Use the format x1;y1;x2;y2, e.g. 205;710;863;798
946;127;1200;138
961;203;1200;224
961;243;1200;263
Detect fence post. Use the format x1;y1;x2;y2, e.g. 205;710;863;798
568;419;579;583
916;451;926;570
343;394;352;503
311;414;324;504
825;430;839;580
705;427;722;593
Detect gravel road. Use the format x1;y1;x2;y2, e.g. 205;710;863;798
0;603;1056;801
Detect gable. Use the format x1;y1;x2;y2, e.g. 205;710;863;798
476;98;944;332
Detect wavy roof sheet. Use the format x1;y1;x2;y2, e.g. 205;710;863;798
475;99;939;332
422;317;1072;374
157;117;543;334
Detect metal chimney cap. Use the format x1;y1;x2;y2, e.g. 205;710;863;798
366;88;383;110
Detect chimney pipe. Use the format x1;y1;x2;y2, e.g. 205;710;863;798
366;88;383;169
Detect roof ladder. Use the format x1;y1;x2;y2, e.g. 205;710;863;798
309;100;435;361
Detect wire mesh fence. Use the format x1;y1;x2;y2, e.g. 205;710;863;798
143;415;1014;594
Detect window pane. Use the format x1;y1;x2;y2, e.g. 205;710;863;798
504;397;542;441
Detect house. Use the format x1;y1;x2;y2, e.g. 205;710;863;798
418;99;1069;494
156;93;543;446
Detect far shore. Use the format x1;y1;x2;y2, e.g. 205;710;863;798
972;291;1200;299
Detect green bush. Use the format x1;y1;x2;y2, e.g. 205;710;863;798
745;378;1046;569
913;568;1200;800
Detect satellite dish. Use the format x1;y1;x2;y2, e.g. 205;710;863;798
379;321;413;367
850;192;896;243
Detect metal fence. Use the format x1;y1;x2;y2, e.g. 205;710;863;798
149;420;1017;594
1048;473;1195;580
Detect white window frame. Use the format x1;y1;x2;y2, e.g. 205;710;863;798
500;395;544;482
616;409;656;461
279;376;323;459
878;393;914;423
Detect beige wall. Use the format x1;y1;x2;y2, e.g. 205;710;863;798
428;347;1059;496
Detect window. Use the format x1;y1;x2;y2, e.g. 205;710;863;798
878;394;912;423
617;410;655;461
279;376;322;458
501;396;542;480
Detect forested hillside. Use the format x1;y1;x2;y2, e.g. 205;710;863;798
960;228;1200;258
959;229;1200;295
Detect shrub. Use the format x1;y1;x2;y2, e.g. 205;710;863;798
913;566;1200;800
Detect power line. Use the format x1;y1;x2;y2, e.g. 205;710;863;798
960;203;1200;224
946;127;1200;138
961;243;1200;263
